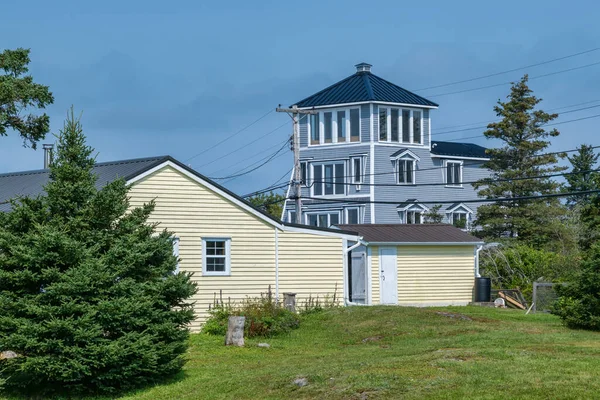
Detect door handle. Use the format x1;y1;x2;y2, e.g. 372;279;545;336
382;276;385;281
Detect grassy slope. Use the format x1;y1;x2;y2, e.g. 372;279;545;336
121;306;600;400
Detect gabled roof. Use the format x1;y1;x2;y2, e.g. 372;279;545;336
430;141;489;159
390;148;420;160
337;224;482;244
0;155;359;238
0;156;165;212
294;64;438;108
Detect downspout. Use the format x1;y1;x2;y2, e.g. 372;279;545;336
474;244;483;278
344;237;365;306
275;228;280;300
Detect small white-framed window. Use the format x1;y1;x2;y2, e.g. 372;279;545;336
445;160;462;187
173;237;180;274
397;159;415;185
345;207;361;224
405;210;422;224
202;238;231;276
300;161;308;186
413;110;422;144
351;156;363;184
306;211;340;227
288;210;297;223
310;114;320;145
398;203;428;224
451;212;469;229
312;162;345;196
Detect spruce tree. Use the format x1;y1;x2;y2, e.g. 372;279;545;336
473;75;566;248
0;111;196;396
565;144;600;207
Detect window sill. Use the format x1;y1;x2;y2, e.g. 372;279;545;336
202;272;231;277
445;185;464;189
397;183;416;186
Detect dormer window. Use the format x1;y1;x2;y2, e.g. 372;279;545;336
390;149;420;185
398;203;428;224
308;108;360;146
445;203;474;230
378;107;423;145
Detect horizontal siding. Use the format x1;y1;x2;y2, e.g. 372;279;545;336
129;166;278;332
278;231;345;307
396;246;475;304
370;246;380;304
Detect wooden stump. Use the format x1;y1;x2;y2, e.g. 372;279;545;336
283;292;296;312
225;316;245;346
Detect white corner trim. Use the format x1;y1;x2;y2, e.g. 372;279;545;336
366;246;373;305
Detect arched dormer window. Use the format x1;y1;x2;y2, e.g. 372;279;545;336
390;149;420;185
445;203;474;229
397;201;428;224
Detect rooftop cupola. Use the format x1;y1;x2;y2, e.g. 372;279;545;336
355;62;372;73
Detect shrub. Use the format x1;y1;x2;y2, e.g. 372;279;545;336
553;244;600;330
203;288;299;338
299;283;341;315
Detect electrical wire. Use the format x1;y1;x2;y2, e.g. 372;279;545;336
413;47;600;91
210;140;290;180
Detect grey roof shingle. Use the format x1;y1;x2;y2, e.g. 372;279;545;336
294;68;438;108
0;156;167;212
337;224;482;244
430;141;489;159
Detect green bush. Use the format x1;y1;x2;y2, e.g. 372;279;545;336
203;288;299;338
553;244;600;330
480;243;579;302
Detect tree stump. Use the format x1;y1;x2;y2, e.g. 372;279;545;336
225;316;245;346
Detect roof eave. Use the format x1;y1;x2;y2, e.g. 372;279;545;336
294;100;439;110
364;241;484;246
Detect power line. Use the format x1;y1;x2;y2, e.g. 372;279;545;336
243;168;293;198
427;60;600;98
414;47;600;91
185;108;275;163
443;113;600;143
433;104;600;137
300;189;600;206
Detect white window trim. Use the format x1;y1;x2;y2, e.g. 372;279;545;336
202;237;231;276
308;107;361;146
396;158;416;185
305;210;342;227
345;207;362;224
350;156;364;185
443;159;463;188
310;161;346;197
398;204;428;224
377;106;424;146
448;211;471;230
300;161;309;187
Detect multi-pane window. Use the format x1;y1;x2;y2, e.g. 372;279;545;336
378;108;424;144
309;108;360;145
413;110;422;143
406;210;422;224
310;114;320;144
324;112;333;143
346;208;360;224
313;163;345;196
351;157;363;184
379;109;387;141
307;212;340;227
350;109;360;141
202;238;231;275
446;161;462;186
451;212;468;229
337;111;346;141
397;159;415;184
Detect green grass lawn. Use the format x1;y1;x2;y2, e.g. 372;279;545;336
117;306;600;400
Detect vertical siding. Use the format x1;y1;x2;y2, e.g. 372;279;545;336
128;166;277;332
278;231;345;307
396;246;475;305
370;246;380;304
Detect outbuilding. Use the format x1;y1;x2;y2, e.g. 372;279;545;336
338;224;484;306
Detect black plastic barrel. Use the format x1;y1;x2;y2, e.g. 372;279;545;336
474;277;491;302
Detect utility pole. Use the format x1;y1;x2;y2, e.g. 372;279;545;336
276;105;317;224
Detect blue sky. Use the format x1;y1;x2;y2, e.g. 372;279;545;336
2;0;600;195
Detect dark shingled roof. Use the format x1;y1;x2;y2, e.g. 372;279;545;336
0;156;166;212
337;224;482;244
430;141;489;159
294;68;438;108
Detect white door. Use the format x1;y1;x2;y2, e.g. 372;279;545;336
379;247;398;304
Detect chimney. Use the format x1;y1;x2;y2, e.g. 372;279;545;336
355;62;372;73
43;144;53;169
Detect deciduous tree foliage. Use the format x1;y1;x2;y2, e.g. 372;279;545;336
247;191;286;219
474;75;566;248
0;48;54;148
0;111;196;396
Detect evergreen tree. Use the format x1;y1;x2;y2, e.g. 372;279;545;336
473;75;566;248
565;144;600;207
0;111;196;396
1;48;54;148
247;191;286;219
423;205;444;224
